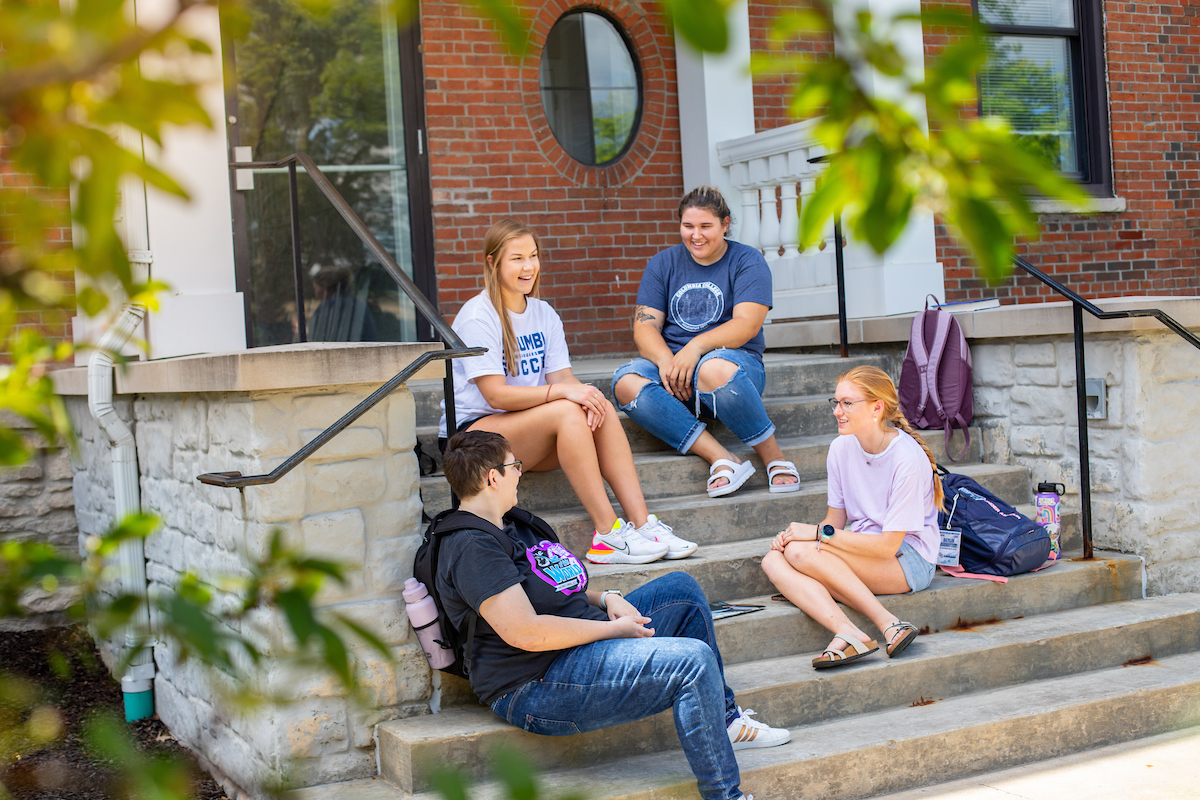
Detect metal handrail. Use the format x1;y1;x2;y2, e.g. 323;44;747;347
197;153;484;489
197;348;482;488
1013;255;1200;558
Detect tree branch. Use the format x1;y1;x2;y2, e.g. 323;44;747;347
0;0;213;104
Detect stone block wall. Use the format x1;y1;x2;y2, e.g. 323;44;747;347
971;329;1200;595
65;381;430;795
0;435;80;629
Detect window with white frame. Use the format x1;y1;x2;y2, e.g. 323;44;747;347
976;0;1111;194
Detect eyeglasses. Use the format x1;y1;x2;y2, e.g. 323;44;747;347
494;460;523;474
827;398;869;411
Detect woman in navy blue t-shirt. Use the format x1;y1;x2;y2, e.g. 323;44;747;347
613;186;800;499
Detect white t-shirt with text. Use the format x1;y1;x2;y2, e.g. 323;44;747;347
438;292;572;437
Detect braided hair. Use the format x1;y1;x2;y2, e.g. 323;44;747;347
837;365;945;512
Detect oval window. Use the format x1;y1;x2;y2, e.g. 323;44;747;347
539;11;641;166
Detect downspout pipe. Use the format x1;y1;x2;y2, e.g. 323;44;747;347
87;303;156;722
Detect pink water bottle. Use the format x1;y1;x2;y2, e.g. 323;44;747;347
403;578;454;670
1035;482;1065;558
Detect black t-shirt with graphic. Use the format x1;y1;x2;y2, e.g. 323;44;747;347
434;511;606;705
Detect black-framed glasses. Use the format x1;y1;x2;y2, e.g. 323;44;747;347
494;460;523;474
827;398;869;411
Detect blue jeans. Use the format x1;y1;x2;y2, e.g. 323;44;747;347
612;348;775;454
489;573;741;800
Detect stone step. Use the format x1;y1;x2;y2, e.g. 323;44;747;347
426;542;1123;710
375;589;1193;793
407;353;894;430
507;462;1034;558
374;647;1200;800
418;426;985;516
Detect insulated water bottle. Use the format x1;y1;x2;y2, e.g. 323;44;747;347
1035;482;1066;558
403;577;454;669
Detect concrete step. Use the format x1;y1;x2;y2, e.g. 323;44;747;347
407;353;894;430
490;462;1034;558
418;427;986;516
427;545;1129;710
375;647;1200;800
376;590;1194;793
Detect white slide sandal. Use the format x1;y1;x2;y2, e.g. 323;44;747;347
766;460;801;493
707;458;756;498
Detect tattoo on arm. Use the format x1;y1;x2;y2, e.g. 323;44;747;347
634;305;660;325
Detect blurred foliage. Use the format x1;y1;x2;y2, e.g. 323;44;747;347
740;2;1091;283
431;745;584;800
2;514;392;797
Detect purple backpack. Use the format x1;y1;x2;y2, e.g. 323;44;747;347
898;295;973;461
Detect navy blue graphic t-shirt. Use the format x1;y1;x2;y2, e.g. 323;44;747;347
636;240;773;356
434;511;605;705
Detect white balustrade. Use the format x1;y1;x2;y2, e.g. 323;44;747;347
716;118;944;322
715;120;837;321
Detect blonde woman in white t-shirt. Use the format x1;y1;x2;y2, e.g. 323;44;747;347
761;366;944;669
438;219;696;564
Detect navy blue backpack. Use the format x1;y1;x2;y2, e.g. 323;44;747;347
938;472;1052;577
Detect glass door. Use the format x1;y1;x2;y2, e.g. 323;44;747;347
225;0;430;346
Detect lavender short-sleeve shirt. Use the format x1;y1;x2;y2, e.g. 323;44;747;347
826;430;939;563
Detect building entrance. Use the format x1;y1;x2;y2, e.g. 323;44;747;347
224;0;433;347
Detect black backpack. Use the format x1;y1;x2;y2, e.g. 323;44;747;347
938;471;1051;577
411;506;560;678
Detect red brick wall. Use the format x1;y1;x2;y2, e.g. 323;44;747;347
933;1;1200;304
0;147;75;350
421;0;684;357
748;0;834;133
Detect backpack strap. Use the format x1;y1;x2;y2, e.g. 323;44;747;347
907;312;934;418
430;510;518;676
922;311;955;422
504;506;560;544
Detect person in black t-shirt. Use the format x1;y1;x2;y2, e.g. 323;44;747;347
435;430;791;800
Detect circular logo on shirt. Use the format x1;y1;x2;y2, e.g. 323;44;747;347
670;282;724;332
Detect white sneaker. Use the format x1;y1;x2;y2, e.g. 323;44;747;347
727;706;790;750
586;519;668;564
637;514;698;559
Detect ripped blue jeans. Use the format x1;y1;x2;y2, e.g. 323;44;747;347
612;348;774;454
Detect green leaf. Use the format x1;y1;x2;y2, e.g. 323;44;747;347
431;766;470;800
492;745;538;800
278;588;317;646
661;0;731;53
334;614;393;662
467;0;530;58
318;626;352;688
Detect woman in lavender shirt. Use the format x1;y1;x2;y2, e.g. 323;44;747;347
761;366;943;669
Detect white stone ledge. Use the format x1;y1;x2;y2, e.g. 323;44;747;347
1031;196;1127;215
51;341;450;396
764;296;1200;349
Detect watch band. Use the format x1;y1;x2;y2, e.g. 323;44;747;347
600;589;623;611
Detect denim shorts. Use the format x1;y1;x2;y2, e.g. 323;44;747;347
897;540;935;593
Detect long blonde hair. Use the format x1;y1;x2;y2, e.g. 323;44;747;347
838;365;945;512
482;218;542;377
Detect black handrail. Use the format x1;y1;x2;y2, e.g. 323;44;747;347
1013;255;1200;559
808;154;850;357
198;153;485;489
197;348;481;488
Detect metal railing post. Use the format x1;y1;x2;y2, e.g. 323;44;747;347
833;213;849;358
287;162;307;343
1072;303;1094;559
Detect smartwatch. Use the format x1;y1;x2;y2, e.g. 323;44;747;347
819;524;836;542
600;589;623;611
